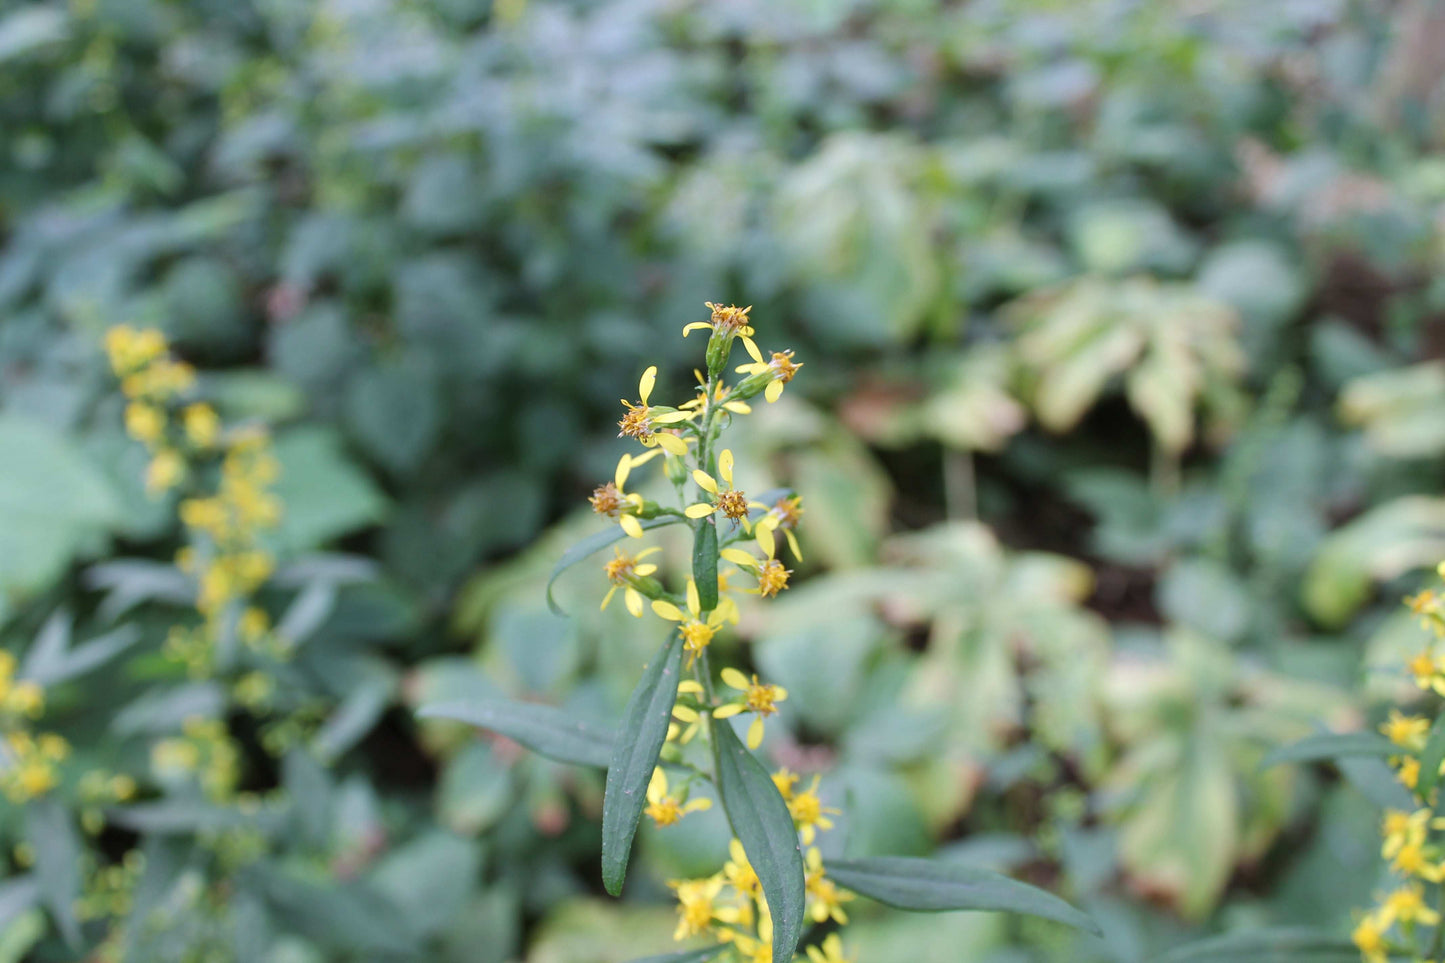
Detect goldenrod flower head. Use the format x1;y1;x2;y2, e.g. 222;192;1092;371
772;767;799;801
687;450;764;527
145;449;186;494
183;403;220;448
5;680;44;718
723;838;761;899
806;934;856;963
124;402;166;444
1351;912;1388;963
602;546;661;617
618;366;690;456
805;847;854;925
789;775;840;845
1391;838;1443;881
668;874;725;941
590;451;658;538
737;342;803;403
1399;755;1422;791
706;302;754;335
645;767;712;827
714;668;788;749
652;579;728;667
722;533;793;599
1383;710;1431;751
1380;882;1440;927
105;325;168;376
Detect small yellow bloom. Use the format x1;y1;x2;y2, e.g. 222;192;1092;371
721;530;793;599
589;451;658;538
685;449;764;526
756;495;804;562
1351;912;1388;963
1379;882;1441;927
714;668;788;749
644;767;711;827
183;404;221;448
668;874;725;941
805;847;854;925
617;365;691;456
145;449;186;494
124;402;166;444
772;767;799;801
652;579;728;667
806;934;855;963
6;681;44;718
602;546;661;617
736;342;802;403
1383;710;1430;751
789;775;840;845
1383;808;1430;859
723;838;760;899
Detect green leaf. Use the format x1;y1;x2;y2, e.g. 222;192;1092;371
266;427;388;555
418;698;615;768
1260;732;1401;770
602;632;684;895
0;876;38;931
712;719;807;963
1155;927;1358;963
1420;715;1445;798
629;949;727;963
824;856;1100;936
1338;756;1417;811
27;799;81;947
692;519;719;612
545;517;680;616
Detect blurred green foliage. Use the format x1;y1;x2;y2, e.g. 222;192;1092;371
3;0;1445;959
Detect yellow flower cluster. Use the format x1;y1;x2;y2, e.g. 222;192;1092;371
663;773;852;962
107;324;283;675
151;717;240;802
1355;563;1445;962
0;651;71;803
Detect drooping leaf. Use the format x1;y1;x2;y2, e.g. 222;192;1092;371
27;799;81;947
1419;715;1445;798
418;698;615;768
602;632;684;895
824;855;1100;936
1155;927;1358;963
712;719;807;963
1260;731;1402;770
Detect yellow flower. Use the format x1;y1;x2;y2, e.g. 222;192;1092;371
1399;755;1422;791
755;495;804;563
671;680;707;744
602;546;661;617
6;681;44;718
1383;710;1431;751
1351;913;1388;963
104;325;168;376
183;404;221;448
772;767;799;800
683;302;756;342
685;449;764;526
239;607;270;644
723;838;761;899
1379;882;1441;927
618;365;691;456
736;342;802;404
805;847;853;925
789;775;840;845
668;875;725;941
1392;838;1444;882
124;402;166;444
721;533;792;599
145;448;186;494
729;912;774;963
805;934;855;963
652;579;729;667
589;451;659;538
679;375;752;416
714;668;788;749
645;767;712;827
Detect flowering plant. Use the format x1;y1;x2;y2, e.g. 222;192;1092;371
422;303;1100;961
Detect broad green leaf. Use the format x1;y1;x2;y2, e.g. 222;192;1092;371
1419;715;1445;797
692;518;718;612
631;949;726;963
1260;732;1401;770
245;865;418;954
267;427;388;555
545;517;679;616
825;856;1100;936
1156;927;1358;963
602;632;684;895
418;698;615;768
27;799;81;947
0;876;38;931
712;719;806;963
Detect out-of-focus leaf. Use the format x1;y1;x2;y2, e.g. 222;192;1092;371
712;719;806;963
245;864;418;955
27;799;80;947
418;698;615;768
1260;732;1401;770
630;949;726;963
825;856;1100;935
1418;715;1445;798
602;632;683;896
692;519;718;612
267;427;388;554
0;877;38;932
1156;927;1358;963
1301;496;1445;628
19;611;138;687
1338;756;1417;811
1339;362;1445;459
0;7;66;63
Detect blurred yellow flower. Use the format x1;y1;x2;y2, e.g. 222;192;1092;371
714;668;787;749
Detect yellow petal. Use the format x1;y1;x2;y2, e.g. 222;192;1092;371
714;703;745;719
686;578;701;617
723;401;751;414
785;529;803;562
678;680;705;694
682;322;713;337
719;449;734;487
720;548;756;568
773;686;788;701
656;433;688;456
756;529;776;559
637;546;663;559
652;410;691;424
601;585;619;611
718;596;740;625
673;704;700;722
639;365;657;405
652;600;685;621
742;336;764;364
765;379;784;403
625;588;644;617
684;503;715;518
748;716;765;749
635;563;658;576
647;766;667;802
692;470;719;494
615;454;632;488
684;798;712;813
620;515;644;538
720;667;751;691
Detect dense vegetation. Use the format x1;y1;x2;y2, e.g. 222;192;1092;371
3;0;1445;959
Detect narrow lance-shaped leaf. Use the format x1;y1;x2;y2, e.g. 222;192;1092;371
824;856;1101;936
1155;927;1359;963
1417;715;1445;798
602;632;684;895
547;516;680;615
417;699;615;768
1338;755;1417;811
629;948;727;963
27;799;81;947
693;518;718;612
1260;731;1401;770
712;718;806;963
